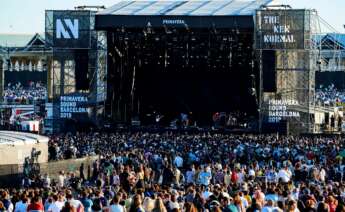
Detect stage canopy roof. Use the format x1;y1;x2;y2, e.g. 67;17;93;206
98;0;272;16
96;0;273;29
324;33;345;49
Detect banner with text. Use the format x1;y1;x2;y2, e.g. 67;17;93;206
267;99;301;123
256;10;306;50
59;94;89;119
45;10;91;49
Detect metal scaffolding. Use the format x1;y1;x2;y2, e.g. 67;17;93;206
256;8;319;134
45;10;107;132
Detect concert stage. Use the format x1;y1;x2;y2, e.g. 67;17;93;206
95;0;270;127
43;1;319;134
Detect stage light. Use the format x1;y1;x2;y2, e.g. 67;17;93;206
184;23;189;31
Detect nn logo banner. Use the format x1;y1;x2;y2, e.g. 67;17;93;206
56;19;79;39
46;10;91;48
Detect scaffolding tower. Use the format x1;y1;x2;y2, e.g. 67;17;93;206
256;7;319;134
45;10;107;132
314;16;345;72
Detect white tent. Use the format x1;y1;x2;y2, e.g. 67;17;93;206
14;61;19;71
2;60;7;71
28;61;32;71
20;61;25;71
37;60;42;71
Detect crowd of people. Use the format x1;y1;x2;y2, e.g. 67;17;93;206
315;84;345;106
0;132;342;212
3;81;47;104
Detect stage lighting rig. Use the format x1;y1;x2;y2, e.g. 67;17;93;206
145;22;153;34
184;23;190;31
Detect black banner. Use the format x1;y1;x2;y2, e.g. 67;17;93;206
58;93;89;119
46;10;91;49
256;10;306;50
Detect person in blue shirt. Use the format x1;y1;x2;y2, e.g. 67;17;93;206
199;166;212;186
265;189;279;202
80;191;93;212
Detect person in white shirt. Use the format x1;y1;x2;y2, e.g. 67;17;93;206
202;186;213;200
43;173;51;188
248;167;256;180
112;171;121;186
277;167;292;183
47;194;65;212
109;194;126;212
14;194;28;212
66;193;84;212
224;170;232;187
173;167;182;186
58;171;65;188
319;167;326;182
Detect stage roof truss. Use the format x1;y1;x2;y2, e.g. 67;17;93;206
97;1;134;15
166;1;210;16
190;1;233;16
110;1;156;15
97;0;273;16
135;1;186;15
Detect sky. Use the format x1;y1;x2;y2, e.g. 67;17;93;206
0;0;344;34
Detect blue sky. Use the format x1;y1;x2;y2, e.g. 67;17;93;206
0;0;344;34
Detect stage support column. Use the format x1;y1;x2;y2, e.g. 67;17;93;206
0;59;3;102
46;56;53;99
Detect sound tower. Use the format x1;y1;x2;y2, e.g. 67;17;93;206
262;50;276;92
74;50;89;90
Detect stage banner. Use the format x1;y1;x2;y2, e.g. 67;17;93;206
58;93;89;119
45;10;91;49
256;10;306;50
266;98;300;123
